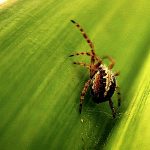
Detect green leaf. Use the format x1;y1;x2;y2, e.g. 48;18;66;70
105;53;150;150
0;0;149;150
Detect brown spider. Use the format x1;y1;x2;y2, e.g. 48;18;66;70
69;20;121;118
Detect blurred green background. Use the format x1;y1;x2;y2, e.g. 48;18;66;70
0;0;150;149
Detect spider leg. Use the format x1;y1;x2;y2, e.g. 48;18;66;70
79;79;91;113
70;20;103;77
109;99;116;118
116;86;121;107
73;62;90;69
69;51;102;65
102;55;115;69
71;20;94;50
71;20;96;65
69;52;91;57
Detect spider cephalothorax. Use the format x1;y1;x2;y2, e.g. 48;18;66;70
69;20;121;118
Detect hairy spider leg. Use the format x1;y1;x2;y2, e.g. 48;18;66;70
70;20;96;65
73;62;91;69
72;60;101;78
69;52;91;57
70;20;103;78
69;51;102;64
70;53;101;77
116;86;121;107
72;61;101;78
109;99;116;118
102;55;115;69
79;79;91;113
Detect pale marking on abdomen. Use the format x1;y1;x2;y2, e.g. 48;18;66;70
102;65;114;97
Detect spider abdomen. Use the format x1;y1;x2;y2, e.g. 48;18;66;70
91;65;116;103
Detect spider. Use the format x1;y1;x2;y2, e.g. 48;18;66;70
69;20;121;118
